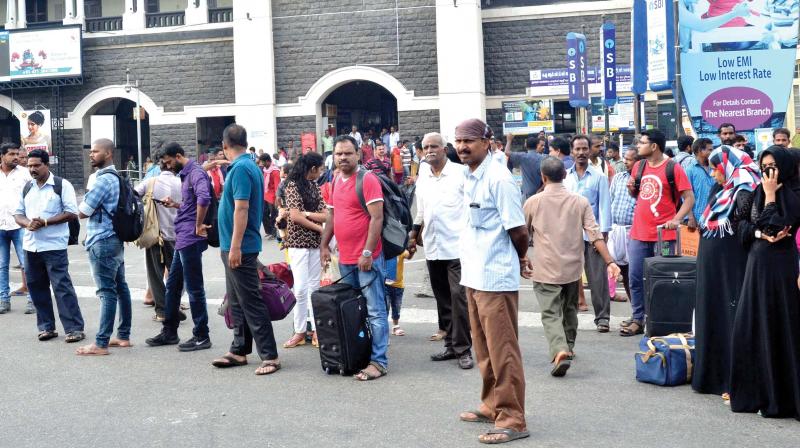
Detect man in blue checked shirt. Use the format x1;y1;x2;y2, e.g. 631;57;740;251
608;147;639;302
564;135;612;333
686;138;715;230
75;138;133;356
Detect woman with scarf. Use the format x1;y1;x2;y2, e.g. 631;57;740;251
730;146;800;421
692;146;759;398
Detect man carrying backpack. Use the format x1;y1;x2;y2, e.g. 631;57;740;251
145;142;213;351
76;138;134;356
13;149;85;343
620;130;694;337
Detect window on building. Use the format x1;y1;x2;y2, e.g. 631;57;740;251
794;60;800;79
146;0;160;13
553;101;576;134
26;0;48;23
85;0;102;18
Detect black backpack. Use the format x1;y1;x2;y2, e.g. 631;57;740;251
99;170;144;242
203;177;220;248
632;159;680;208
355;169;413;260
22;176;80;245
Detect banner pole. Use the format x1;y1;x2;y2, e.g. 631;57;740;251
673;0;684;138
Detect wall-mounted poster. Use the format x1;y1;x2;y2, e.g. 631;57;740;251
19;110;51;155
502;99;555;135
679;0;799;138
8;26;82;80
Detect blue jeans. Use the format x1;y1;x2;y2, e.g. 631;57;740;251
0;228;24;303
385;285;403;322
339;254;389;369
163;241;209;338
88;236;132;348
627;239;674;323
26;249;84;333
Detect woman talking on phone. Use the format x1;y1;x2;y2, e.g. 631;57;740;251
729;146;800;420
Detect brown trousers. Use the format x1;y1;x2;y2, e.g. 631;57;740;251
466;288;527;432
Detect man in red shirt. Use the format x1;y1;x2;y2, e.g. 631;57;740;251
321;135;389;381
621;129;695;336
259;154;281;240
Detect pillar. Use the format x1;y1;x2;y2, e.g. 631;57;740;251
185;0;208;26
233;0;277;152
64;0;75;19
123;0;145;30
5;0;16;29
435;0;486;142
17;0;26;29
63;0;86;25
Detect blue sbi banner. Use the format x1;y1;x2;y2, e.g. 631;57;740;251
646;0;675;92
601;21;617;106
679;1;799;137
631;0;649;95
567;32;589;108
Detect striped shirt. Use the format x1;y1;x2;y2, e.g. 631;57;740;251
687;163;715;222
460;156;525;292
610;171;635;226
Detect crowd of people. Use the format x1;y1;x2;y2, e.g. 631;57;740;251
0;116;798;444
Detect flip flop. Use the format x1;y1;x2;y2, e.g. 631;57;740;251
551;358;571;377
460;410;494;423
354;362;387;381
212;354;248;368
109;339;133;348
75;345;110;356
38;330;58;341
428;332;446;341
255;360;281;376
479;428;530;444
391;325;405;336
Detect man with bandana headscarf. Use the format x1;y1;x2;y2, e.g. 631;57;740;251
454;118;531;444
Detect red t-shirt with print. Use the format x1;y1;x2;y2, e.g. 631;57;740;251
330;170;384;264
630;159;692;242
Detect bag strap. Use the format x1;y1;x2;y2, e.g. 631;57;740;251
633;160;647;197
355;168;369;214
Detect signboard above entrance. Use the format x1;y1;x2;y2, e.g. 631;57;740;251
528;65;633;98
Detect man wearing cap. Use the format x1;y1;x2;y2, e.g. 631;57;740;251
455;118;531;444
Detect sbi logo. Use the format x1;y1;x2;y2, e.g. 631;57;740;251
605;39;615;49
568;47;576;57
578;41;585;53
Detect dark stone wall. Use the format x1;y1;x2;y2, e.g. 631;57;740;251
486;108;504;139
271;0;438;104
482;12;631;97
398;110;440;143
150;124;198;158
276;116;317;150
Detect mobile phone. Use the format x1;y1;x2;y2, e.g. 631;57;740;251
152;198;166;205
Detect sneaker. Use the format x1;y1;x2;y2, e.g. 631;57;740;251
24;300;35;314
145;331;180;346
0;301;9;314
178;336;212;352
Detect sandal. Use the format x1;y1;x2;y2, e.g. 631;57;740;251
255;360;281;376
460;410;494;423
38;330;58;341
610;294;628;303
283;334;306;348
620;322;644;337
478;428;530;444
391;325;405;336
578;304;589;312
429;331;446;341
354;362;387;381
597;323;610;333
620;318;635;327
109;338;133;348
212;354;248;368
64;332;85;343
311;333;319;348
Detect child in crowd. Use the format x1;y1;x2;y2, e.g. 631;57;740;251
385;250;409;336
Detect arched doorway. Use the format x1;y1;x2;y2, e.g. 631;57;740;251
322;81;398;140
0;107;20;144
87;98;150;174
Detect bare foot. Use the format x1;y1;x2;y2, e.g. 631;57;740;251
109;338;133;348
76;344;110;356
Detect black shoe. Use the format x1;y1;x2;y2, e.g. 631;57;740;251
431;350;458;361
178;336;212;352
458;353;474;369
145;331;179;346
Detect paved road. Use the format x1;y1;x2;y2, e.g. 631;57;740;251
0;232;798;447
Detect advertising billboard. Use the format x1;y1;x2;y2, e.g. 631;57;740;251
0;26;82;82
679;0;798;138
591;96;642;133
502;99;555;135
647;0;675;91
19;110;51;155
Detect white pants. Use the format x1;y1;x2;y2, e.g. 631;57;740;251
288;247;321;333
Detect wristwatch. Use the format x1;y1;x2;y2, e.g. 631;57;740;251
362;249;373;258
755;230;762;239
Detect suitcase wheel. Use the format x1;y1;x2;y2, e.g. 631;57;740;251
324;367;332;375
339;367;347;376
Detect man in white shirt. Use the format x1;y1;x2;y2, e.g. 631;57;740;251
135;161;182;321
0;143;33;314
408;132;473;370
389;125;400;149
348;125;363;148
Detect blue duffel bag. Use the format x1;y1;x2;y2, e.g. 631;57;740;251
635;333;695;386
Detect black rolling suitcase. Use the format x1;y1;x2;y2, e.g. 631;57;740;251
644;225;696;337
311;281;372;375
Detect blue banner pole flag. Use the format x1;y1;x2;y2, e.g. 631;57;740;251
631;0;649;95
646;0;675;92
601;21;617;107
567;32;589;108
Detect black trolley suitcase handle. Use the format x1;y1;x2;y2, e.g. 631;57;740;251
656;224;682;257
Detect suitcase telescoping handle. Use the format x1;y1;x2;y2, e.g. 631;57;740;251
656;224;682;257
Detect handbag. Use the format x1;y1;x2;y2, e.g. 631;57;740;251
635;333;695;387
222;263;297;328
